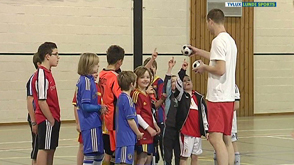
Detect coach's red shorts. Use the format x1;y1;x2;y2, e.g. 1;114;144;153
207;101;234;135
78;132;83;144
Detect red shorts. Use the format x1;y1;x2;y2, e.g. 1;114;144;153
78;132;83;144
109;130;116;151
207;101;234;135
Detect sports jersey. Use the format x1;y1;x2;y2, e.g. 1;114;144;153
76;75;102;131
26;74;36;122
181;94;201;137
116;93;138;147
99;69;121;131
72;83;101;106
32;66;60;124
152;76;165;123
132;89;154;145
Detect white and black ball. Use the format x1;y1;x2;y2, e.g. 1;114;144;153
181;45;192;56
192;60;200;69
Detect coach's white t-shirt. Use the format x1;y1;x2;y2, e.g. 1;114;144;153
206;32;237;102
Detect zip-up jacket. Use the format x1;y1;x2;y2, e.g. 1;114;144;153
174;69;209;137
163;75;178;128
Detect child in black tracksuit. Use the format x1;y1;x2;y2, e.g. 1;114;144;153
162;58;180;165
175;60;209;165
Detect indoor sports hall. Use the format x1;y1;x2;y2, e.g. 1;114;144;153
0;0;293;164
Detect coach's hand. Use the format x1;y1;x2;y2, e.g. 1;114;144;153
193;60;205;74
188;45;200;56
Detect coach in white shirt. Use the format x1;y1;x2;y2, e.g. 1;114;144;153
189;9;237;165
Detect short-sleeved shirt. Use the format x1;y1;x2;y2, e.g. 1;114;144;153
32;66;60;124
99;69;121;131
116;93;138;147
207;32;237;102
72;83;101;106
132;89;154;145
76;75;102;131
26;74;36;121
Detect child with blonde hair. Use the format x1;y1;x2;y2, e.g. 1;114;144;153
75;53;107;165
132;66;160;165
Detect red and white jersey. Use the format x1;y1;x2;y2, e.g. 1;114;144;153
32;66;60;124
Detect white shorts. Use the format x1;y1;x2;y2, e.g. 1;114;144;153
179;134;202;157
231;111;237;133
231;111;238;142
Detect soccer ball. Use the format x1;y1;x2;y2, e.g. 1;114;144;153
192;60;200;69
181;45;192;56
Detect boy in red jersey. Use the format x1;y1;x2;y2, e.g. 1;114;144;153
175;60;208;165
98;45;125;165
31;42;60;165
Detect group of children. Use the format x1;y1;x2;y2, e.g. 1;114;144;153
26;42;241;165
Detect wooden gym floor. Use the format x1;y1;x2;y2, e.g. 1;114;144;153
0;115;293;165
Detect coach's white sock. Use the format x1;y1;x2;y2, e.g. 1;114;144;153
234;152;240;165
213;152;218;165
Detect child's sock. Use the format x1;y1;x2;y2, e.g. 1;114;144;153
234;152;240;165
84;153;104;165
213;151;218;165
83;155;94;165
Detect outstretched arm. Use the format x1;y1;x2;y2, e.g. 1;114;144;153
188;45;211;59
145;48;158;69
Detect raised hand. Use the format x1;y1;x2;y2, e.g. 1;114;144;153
168;57;176;68
152;48;158;60
182;59;188;70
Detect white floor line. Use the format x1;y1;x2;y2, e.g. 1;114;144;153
238;128;293;132
239;134;294;139
0;155;76;160
0;138;76;145
0;125;76;132
0;145;77;152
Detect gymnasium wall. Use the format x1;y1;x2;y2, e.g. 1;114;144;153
254;0;294;114
0;0;190;123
